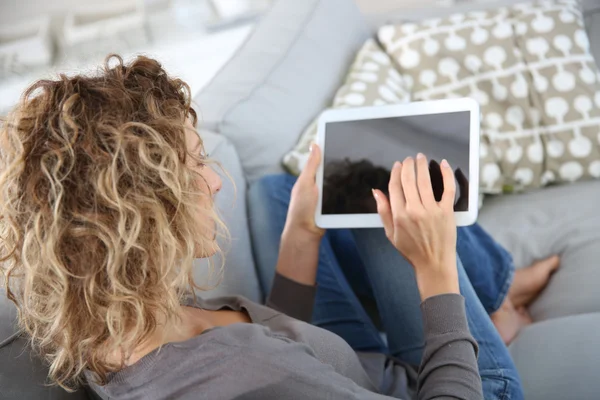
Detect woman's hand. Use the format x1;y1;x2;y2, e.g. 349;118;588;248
275;144;324;287
284;144;325;243
372;154;459;300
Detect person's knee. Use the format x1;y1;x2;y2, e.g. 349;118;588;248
259;173;294;188
481;368;524;400
249;174;296;204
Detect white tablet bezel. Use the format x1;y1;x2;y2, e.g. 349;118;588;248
315;98;480;229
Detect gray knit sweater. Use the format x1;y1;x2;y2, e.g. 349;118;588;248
88;274;482;399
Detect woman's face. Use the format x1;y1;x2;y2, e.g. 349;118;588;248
184;120;222;257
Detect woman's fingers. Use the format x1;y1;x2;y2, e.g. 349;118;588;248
416;153;436;208
400;157;422;209
440;159;457;210
300;143;321;183
373;189;393;239
388;161;405;216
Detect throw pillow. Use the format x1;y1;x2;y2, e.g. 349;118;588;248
378;0;600;193
282;39;411;175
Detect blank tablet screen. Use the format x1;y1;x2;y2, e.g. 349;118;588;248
322;111;470;215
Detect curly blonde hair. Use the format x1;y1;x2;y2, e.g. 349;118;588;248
0;55;224;390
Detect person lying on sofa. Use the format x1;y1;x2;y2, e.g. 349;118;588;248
0;55;555;400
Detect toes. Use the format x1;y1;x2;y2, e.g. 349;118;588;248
516;307;533;325
548;255;560;272
532;255;561;285
510;255;561;308
537;255;560;273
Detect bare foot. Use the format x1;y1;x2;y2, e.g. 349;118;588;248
508;255;560;308
491;298;533;345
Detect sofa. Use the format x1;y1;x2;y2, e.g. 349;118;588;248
1;0;600;399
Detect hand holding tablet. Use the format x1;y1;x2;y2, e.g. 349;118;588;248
372;155;460;300
314;98;480;228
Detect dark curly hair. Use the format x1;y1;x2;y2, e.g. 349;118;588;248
321;158;464;214
322;159;391;214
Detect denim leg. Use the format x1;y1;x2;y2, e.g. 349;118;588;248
247;174;297;296
331;223;515;315
247;174;386;353
456;224;515;314
352;229;524;400
311;235;387;353
327;229;374;300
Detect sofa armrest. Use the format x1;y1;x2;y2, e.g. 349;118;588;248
0;335;90;400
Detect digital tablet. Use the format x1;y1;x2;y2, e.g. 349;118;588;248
315;98;480;229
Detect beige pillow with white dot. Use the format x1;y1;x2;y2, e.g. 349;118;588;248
282;39;411;175
379;0;600;193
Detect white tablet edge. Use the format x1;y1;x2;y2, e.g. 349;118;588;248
315;98;480;229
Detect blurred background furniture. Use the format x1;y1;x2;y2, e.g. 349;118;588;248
1;0;600;399
0;0;272;114
206;0;272;29
0;16;52;79
0;2;260;116
60;0;148;60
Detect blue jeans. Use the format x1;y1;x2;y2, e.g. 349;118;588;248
248;174;523;399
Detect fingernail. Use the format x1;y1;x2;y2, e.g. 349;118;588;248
372;189;379;200
441;159;450;168
309;142;315;153
393;161;401;169
417;153;425;160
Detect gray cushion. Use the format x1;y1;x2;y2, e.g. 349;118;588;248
0;292;17;344
509;312;600;400
0;335;90;399
587;5;600;67
195;0;371;182
479;180;600;322
193;129;262;302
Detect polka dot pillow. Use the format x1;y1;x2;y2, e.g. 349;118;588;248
378;0;600;193
282;39;411;175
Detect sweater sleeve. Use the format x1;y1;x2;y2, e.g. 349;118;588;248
417;294;483;400
266;273;317;322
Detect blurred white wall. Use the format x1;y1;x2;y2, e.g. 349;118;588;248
0;0;454;23
0;0;93;25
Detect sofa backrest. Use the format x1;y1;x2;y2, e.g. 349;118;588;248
195;0;371;182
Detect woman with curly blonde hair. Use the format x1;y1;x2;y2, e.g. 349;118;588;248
0;55;534;399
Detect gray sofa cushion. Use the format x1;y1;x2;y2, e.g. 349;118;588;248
0;335;90;399
193;129;262;302
479;180;600;321
195;0;371;182
508;312;600;400
587;3;600;66
0;293;17;344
